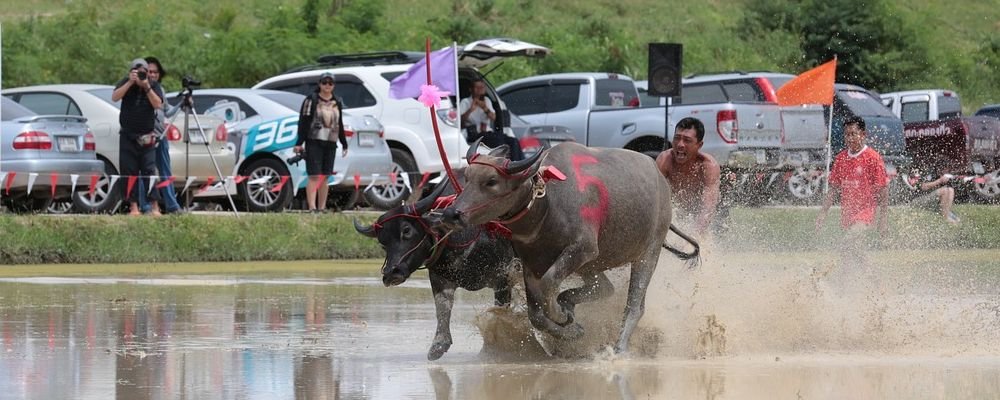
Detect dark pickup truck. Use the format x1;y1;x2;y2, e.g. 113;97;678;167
881;90;1000;201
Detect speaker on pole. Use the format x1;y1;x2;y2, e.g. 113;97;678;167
647;43;682;97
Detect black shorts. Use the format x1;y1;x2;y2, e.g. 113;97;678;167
304;139;337;176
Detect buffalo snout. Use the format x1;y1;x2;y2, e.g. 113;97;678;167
440;207;466;229
382;266;408;287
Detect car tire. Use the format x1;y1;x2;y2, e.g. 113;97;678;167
4;196;53;214
364;148;416;210
47;200;74;214
71;159;122;214
973;170;1000;203
328;189;361;211
239;158;293;212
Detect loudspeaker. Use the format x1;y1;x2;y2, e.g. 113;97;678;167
647;43;682;97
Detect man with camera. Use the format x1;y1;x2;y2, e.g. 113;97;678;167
112;58;165;216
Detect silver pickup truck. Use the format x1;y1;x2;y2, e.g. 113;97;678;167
637;72;828;203
497;73;666;157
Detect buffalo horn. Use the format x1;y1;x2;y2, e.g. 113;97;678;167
414;179;451;214
504;147;544;175
353;218;378;238
466;137;484;162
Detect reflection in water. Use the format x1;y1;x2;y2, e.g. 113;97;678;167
0;255;1000;399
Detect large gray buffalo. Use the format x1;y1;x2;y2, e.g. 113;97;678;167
354;180;519;360
441;140;698;354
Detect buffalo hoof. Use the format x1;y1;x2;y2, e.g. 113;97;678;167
427;341;452;361
551;321;585;340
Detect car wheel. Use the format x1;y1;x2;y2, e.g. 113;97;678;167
3;196;53;214
71;159;122;214
364;148;416;210
786;168;823;202
47;200;74;214
974;170;1000;203
238;158;293;212
328;189;361;211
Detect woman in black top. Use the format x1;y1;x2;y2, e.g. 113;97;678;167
294;72;349;212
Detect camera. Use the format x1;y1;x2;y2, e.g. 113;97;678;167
182;75;201;89
286;154;304;165
137;70;148;81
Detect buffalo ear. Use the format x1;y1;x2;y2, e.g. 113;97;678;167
487;144;510;158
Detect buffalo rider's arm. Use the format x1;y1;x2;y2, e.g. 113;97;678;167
696;159;722;235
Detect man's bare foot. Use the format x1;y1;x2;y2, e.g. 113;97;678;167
151;210;162;217
129;210;141;216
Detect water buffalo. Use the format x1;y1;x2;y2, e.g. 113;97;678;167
441;140;698;354
354;180;519;360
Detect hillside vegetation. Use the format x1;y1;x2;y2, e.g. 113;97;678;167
2;0;998;111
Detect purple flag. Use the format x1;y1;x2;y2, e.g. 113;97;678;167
389;46;457;100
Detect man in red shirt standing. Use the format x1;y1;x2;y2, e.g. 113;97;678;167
816;116;889;234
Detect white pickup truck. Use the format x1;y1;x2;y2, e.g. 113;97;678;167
496;73;666;157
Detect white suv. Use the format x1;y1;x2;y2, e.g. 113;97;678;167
253;38;549;208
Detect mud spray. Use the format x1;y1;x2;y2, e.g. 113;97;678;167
474;218;1000;360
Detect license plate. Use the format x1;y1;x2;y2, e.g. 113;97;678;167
187;131;209;144
359;132;377;147
57;137;78;152
755;149;767;164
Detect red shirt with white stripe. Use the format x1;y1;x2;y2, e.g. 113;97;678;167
828;146;888;228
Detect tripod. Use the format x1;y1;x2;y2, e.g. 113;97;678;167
178;81;241;217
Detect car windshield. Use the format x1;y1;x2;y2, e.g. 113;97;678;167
86;88;121;109
838;90;894;117
976;107;1000;120
2;96;38;120
260;92;306;111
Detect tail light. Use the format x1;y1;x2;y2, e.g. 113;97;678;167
520;136;542;151
717;110;738;144
13;131;53;150
378;129;385;138
437;108;459;127
84;132;96;151
215;124;228;142
344;127;355;138
166;124;182;141
628;97;640;108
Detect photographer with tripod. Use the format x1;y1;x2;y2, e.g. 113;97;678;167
112;58;164;216
294;72;349;213
137;57;185;214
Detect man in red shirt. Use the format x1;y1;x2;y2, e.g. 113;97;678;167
816;116;889;233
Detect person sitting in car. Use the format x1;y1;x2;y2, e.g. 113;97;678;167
460;79;524;161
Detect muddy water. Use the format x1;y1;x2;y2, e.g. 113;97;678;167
0;253;999;399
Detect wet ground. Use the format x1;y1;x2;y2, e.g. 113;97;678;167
2;250;1000;399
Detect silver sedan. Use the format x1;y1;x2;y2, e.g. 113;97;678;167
0;97;104;213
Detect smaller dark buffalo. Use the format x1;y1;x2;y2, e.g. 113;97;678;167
355;180;518;360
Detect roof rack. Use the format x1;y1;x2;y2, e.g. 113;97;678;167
684;70;748;79
283;51;426;73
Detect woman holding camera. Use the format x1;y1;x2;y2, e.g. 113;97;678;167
294;72;348;213
112;58;164;216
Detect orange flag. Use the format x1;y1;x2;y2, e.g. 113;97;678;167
776;58;837;106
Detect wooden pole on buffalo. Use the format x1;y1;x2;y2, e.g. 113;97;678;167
425;37;462;194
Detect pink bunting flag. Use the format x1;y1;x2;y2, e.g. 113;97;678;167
233;175;247;185
4;172;15;195
156;176;176;189
270;176;289;193
89;174;99;201
126;176;138;199
197;176;215;194
353;174;361;192
50;173;59;198
388;171;398;185
418;172;431;190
